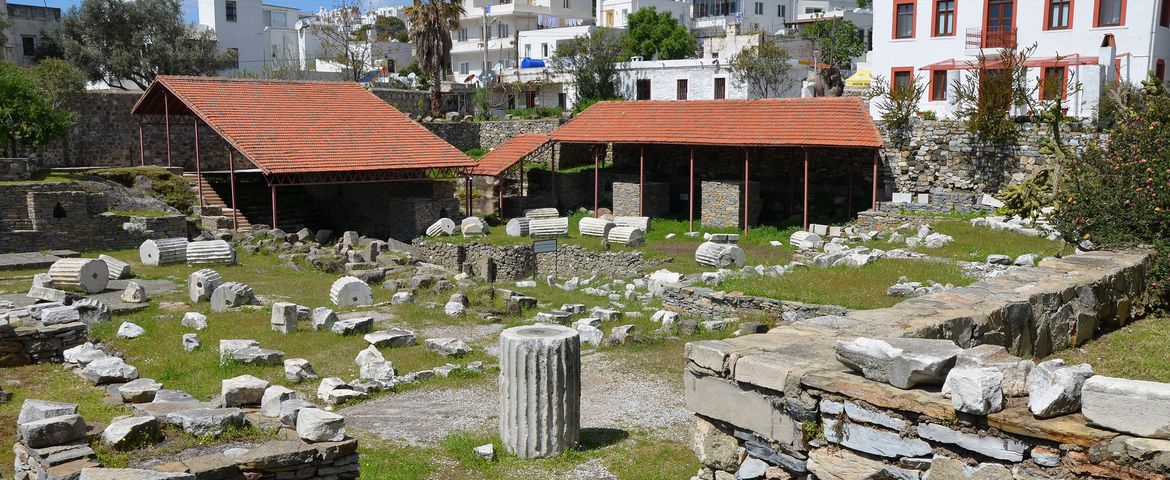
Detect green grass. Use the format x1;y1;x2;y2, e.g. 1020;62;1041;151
1054;317;1170;383
720;258;973;309
0;171;80;185
465;148;488;160
914;221;1068;262
109;209;173;218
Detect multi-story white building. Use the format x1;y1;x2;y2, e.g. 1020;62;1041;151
197;0;304;75
869;0;1170;119
2;1;60;66
449;0;594;79
598;0;692;29
692;0;858;36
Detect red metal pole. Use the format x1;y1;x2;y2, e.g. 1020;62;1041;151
639;145;644;217
688;147;694;232
803;150;810;230
194;119;203;208
498;175;503;216
138;124;145;166
593;145;600;217
551;150;557;207
164;93;172;167
229;149;237;234
743;148;749;235
872;151;879;210
270;184;277;230
788;159;794;217
466;176;472;216
848;171;854;216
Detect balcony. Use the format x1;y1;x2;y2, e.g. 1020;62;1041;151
966;27;1016;50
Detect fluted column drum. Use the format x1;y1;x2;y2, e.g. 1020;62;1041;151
498;324;581;459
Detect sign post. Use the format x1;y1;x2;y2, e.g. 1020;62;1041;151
533;238;558;280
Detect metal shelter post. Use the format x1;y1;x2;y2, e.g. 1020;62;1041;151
688;148;694;232
164;93;172;167
229;149;238;234
872;151;879;210
270;184;277;230
593;144;600;217
138;124;145;166
639;145;645;216
803;149;810;230
194;119;203;208
743;148;749;235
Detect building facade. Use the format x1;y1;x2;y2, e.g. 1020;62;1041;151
197;0;304;75
869;0;1170;119
598;0;693;29
692;0;859;36
450;0;594;79
3;1;60;66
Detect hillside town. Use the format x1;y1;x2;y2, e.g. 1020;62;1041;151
2;0;1170;479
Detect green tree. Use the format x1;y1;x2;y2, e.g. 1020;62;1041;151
730;40;794;98
623;7;695;60
799;18;867;96
405;0;464;115
57;0;237;90
552;27;624;107
311;1;377;82
0;62;75;156
374;16;410;42
28;58;86;110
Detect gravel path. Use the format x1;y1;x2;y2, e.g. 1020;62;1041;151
341;351;689;446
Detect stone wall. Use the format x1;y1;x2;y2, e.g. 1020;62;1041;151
682;250;1157;479
854;209;954;233
0;183;187;254
700;181;761;229
0;313;87;367
0;158;31;181
412;240;666;280
424;119;562;152
661;285;850;321
303;181;458;241
880;120;1096;196
370;88;471;117
612;181;670;217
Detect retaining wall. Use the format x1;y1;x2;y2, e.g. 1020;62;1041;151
662;285;850;322
423;119;561;152
412;240;665;280
683;250;1158;479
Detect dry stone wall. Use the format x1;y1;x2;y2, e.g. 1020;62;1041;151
423;119;561;152
662;285;849;321
683;250;1156;479
412;240;666;280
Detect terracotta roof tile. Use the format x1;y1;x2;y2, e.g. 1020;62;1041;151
467;134;550;176
131;76;474;175
550;97;883;149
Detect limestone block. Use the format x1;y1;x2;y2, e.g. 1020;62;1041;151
426;218;456;237
947;344;1033;397
165;408;245;436
1027;359;1093;418
117;322;145;339
260;385;296;417
499;325;581;459
789;231;824;251
461;217;488;237
821;416;932;458
330;276;372;307
1082;375;1170;438
101;416;160;450
695;242;745;268
121;281;148;303
578;216;615;237
18;414;87;448
63;343;107;366
529;217;569;237
270;302;300;334
17;399;78;424
297;408;346;442
835;337;962;389
98;255;132;280
186;240;236;266
139;238;189;266
945;367;1005;415
691;415;738;471
606;226;644;246
426;338;470;357
284;358;317;383
119;378;163;403
182;333;201;352
48;258;109;294
891;192;913;203
525;207;559;219
79;468;193;480
182;312;208;331
187;269;223;303
917;423;1027;462
222;374;269;407
810;224;829;236
331;317;373;335
311;307;338;331
506;217;531;237
210;282;254;312
613;216;650;231
364;329;416;348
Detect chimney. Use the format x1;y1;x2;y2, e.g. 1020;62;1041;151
1099;33;1117;84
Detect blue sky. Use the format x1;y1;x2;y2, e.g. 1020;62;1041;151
23;0;412;22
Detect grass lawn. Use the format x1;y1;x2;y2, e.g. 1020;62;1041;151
1053;317;1170;383
720;258;973;309
911;221;1068;262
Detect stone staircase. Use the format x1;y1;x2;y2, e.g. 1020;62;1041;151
181;172;324;233
182;172;252;231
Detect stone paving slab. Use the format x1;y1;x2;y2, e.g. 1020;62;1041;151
0;279;176;313
0;251;79;271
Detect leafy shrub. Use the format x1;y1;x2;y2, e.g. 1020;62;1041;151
1052;73;1170;296
465;148;487;159
997;168;1051;221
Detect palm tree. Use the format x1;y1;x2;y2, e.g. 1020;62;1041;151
405;0;464;116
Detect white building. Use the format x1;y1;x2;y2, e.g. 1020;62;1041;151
450;0;594;79
692;0;858;36
598;0;692;29
617;58;792;100
869;0;1170;119
197;0;304;75
3;1;60;66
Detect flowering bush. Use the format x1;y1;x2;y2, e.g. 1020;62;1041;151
1052;75;1170;296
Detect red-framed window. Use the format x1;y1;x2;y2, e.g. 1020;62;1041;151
1045;0;1073;30
1040;65;1068;100
891;67;914;92
894;0;916;39
933;1;955;36
1158;60;1166;81
1094;0;1125;27
1161;0;1170;28
929;70;948;101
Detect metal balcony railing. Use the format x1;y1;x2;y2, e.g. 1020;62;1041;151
966;27;1016;49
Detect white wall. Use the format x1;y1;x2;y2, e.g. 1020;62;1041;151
616;58;800;100
600;0;693;29
518;25;594;60
198;0;305;76
869;0;1170;119
4;2;59;66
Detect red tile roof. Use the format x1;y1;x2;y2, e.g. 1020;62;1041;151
467;134;550;176
131;76;474;175
550;97;883;149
